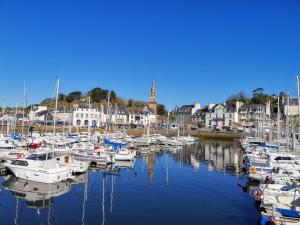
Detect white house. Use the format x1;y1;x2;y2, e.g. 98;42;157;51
128;108;156;126
205;104;237;129
238;102;270;128
73;105;129;128
73;108;102;127
284;98;299;116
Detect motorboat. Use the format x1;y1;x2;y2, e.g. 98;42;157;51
57;152;89;174
4;151;73;183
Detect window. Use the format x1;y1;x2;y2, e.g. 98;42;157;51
274;156;292;161
11;160;28;166
84;120;89;126
27;154;47;161
76;120;81;126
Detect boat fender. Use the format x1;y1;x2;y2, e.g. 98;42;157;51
249;167;256;174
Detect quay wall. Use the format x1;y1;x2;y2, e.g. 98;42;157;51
1;125;240;140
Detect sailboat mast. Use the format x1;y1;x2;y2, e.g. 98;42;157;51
268;100;272;142
14;103;17;134
53;78;60;136
167;109;170;135
297;76;300;135
277;96;280;149
88;96;91;141
105;91;111;135
1;104;4;134
286;93;290;152
22;82;26;136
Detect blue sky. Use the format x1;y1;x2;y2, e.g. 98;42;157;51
0;0;299;109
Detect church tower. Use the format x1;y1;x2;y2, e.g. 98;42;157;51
149;81;157;113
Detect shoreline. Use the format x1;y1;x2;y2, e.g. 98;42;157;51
1;125;240;141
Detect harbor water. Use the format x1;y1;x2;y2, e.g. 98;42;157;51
0;140;260;225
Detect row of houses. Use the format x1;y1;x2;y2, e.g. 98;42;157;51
172;101;274;129
28;105;157;127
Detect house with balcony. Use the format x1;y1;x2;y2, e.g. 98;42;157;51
238;102;270;128
204;104;238;129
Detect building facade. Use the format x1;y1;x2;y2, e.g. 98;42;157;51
128;108;156;127
172;102;201;122
204;104;238;129
73;108;101;127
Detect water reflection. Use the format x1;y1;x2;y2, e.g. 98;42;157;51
168;140;242;174
0;140;258;225
2;175;72;210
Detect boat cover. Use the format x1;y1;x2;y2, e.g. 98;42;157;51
277;208;300;218
103;139;127;151
11;132;21;141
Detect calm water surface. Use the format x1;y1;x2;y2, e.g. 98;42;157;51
0;140;260;225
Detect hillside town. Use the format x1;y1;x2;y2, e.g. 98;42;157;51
0;81;298;138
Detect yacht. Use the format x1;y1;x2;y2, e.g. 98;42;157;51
57;152;89;174
5;151;73;183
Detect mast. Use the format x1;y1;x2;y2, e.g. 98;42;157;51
1;104;4;134
277;96;280;149
14;104;17;134
268;100;272;143
286;93;290;152
167;109;170;135
88;96;91;141
297;76;300;136
53;78;60;136
22;82;27;136
105;91;111;136
68;106;72;133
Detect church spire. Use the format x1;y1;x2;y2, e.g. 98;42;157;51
149;80;157;113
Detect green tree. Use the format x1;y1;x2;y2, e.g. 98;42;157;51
226;91;249;107
253;88;264;97
40;98;53;105
251;88;270;104
127;99;134;107
66;91;82;102
89;88;105;103
157;104;167;116
110;91;117;103
66;95;75;102
58;93;65;101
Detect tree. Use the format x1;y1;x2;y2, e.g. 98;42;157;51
127;99;134;107
157;104;167;116
110;91;117;103
253;88;264;97
116;97;126;107
226;91;250;107
58;93;65;101
66;95;75;102
40;98;53;105
251;88;269;104
66;91;82;102
89;88;105;103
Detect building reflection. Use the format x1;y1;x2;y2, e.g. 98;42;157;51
147;153;155;184
171;140;242;174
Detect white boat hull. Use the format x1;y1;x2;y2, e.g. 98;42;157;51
6;165;73;184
